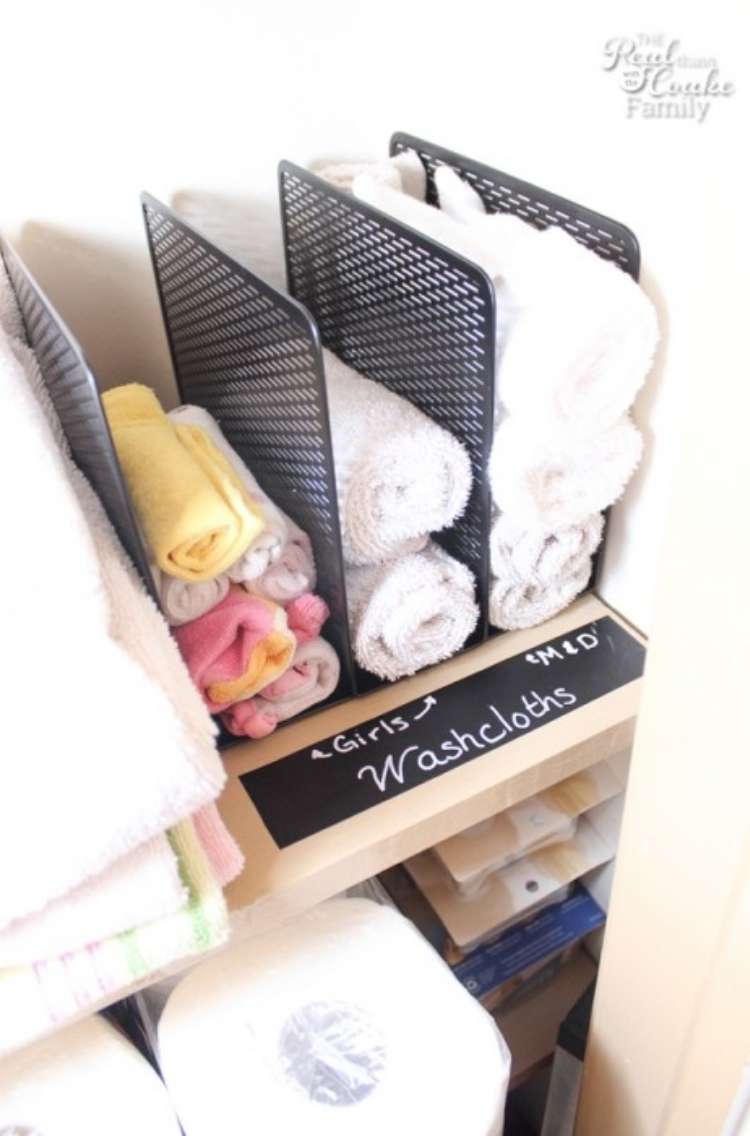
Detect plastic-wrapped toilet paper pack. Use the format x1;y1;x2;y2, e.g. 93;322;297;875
156;898;510;1135
0;1015;181;1136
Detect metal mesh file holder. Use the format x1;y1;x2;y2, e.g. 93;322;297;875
389;133;642;600
390;133;640;276
0;236;159;606
278;162;497;671
141;194;356;702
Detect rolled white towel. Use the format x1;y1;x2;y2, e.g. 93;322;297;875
168;405;316;602
490;512;604;583
490;559;592;631
313;149;427;199
346;542;478;681
488;513;602;631
324;348;472;565
157;570;231;627
434;166;659;435
490;415;643;530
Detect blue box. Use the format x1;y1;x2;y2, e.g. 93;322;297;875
452;884;605;1004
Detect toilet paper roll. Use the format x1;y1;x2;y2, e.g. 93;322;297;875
158;898;510;1136
0;1015;181;1136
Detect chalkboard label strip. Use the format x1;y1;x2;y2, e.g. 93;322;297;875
240;616;645;848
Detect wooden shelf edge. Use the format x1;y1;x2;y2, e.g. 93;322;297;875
1;594;642;1059
223;593;643;934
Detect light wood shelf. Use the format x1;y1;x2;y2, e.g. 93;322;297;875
4;593;642;1056
222;593;642;937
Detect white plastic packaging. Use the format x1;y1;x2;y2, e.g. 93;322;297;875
151;897;511;1135
0;1015;181;1136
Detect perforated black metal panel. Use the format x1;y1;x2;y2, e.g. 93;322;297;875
142;194;355;698
391;133;640;276
0;237;159;605
279;162;496;651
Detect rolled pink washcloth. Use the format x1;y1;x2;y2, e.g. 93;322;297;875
193;803;244;888
285;592;329;644
221;637;340;739
173;586;296;714
221;698;280;740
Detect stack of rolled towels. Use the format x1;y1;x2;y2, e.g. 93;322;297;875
340;153;659;630
103;385;341;737
322;347;478;680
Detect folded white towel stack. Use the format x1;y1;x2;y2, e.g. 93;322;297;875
356;163;656;630
488;511;604;630
346;542;479;681
0;834;185;967
0;276;225;933
324;348;472;566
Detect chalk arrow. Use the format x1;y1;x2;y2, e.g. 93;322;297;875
412;695;437;721
310;747;332;760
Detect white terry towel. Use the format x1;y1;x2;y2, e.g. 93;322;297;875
312;148;427;199
490;415;643;530
0;1015;182;1136
434;167;659;435
0;833;185;966
0;272;224;931
323;348;472;565
168;405;316;603
353;173;501;278
488;513;603;631
490;512;604;584
346;542;479;680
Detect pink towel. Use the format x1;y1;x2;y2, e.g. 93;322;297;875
285;592;329;644
193;803;245;888
221;637;340;738
173;587;296;713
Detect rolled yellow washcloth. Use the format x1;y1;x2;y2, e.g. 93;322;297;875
103;384;264;582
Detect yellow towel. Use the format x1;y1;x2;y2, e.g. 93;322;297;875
207;602;296;706
103;384;264;582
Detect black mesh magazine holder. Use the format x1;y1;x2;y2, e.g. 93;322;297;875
141;194;356;701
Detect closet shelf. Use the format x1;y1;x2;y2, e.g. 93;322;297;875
222;592;643;937
5;594;642;1057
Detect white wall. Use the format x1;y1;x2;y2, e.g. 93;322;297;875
1;0;745;632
